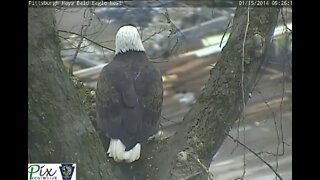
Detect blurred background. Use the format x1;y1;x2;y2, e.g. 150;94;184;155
56;6;292;180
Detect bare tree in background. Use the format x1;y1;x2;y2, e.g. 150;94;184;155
28;5;283;180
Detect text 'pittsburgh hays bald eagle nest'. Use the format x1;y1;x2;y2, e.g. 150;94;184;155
96;25;164;163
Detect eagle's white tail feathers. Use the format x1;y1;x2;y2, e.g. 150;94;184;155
107;139;141;163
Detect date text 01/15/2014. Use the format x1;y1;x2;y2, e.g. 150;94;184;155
238;0;292;7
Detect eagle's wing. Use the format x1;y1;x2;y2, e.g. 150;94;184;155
96;63;140;137
135;66;163;138
96;65;122;138
96;60;163;149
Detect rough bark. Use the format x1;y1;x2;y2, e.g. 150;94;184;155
142;7;280;180
28;8;119;180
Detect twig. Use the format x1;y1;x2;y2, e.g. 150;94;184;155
241;7;250;129
189;154;214;180
58;30;115;52
220;18;233;48
56;8;65;27
161;115;176;124
257;151;286;157
226;133;284;180
276;29;291;180
142;28;166;43
61;48;94;54
69;8;94;75
181;171;202;180
254;89;282;180
280;8;292;32
279;55;287;154
58;35;96;54
280;19;292;161
239;7;250;179
149;59;169;63
161;9;185;54
254;89;285;160
89;14;111;45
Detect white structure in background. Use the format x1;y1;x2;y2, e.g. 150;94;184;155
181;23;292;58
173;91;196;105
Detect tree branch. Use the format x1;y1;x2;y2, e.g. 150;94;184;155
69;8;94;75
226;133;283;180
28;8;118;179
142;28;166;43
58;30;115;52
142;7;280;180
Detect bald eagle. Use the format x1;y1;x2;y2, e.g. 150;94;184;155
96;25;163;163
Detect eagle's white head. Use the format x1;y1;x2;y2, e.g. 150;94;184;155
115;25;145;55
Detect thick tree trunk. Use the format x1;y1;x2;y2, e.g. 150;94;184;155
28;8;118;180
142;7;280;180
28;6;280;180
